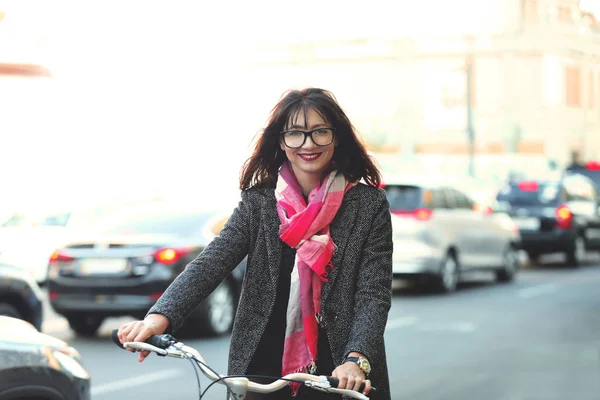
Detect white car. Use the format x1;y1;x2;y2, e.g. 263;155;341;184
383;175;521;292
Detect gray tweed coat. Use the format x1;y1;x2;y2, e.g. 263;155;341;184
148;183;393;399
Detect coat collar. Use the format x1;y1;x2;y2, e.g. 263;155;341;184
261;185;361;303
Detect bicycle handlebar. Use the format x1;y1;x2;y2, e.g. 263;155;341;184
111;329;372;399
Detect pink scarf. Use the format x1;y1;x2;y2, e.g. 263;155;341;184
275;161;355;393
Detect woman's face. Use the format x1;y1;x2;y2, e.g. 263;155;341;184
280;107;336;179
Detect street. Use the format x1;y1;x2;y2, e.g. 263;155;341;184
42;256;600;400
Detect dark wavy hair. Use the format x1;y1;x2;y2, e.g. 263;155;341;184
240;88;382;190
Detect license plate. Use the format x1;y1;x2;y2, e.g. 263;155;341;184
514;217;540;230
80;258;128;275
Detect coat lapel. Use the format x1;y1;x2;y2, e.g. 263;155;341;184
322;186;360;304
262;192;283;288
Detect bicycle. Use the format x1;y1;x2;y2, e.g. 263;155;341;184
111;329;375;399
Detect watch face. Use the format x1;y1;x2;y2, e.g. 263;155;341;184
360;359;371;374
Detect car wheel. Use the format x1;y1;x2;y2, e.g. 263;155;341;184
496;245;519;283
0;303;22;319
67;315;104;337
196;280;236;337
566;235;586;267
436;252;459;293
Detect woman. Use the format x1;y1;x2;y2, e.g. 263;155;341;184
117;88;393;399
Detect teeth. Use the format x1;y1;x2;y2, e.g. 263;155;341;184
300;154;319;160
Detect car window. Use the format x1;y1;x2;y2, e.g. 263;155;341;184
430;189;448;209
442;189;457;208
497;181;562;207
566;168;600;191
451;189;474;209
383;185;423;211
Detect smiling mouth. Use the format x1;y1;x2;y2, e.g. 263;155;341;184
298;153;322;161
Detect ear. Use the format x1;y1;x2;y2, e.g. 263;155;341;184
280;139;286;151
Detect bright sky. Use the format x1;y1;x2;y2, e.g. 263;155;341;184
0;0;598;215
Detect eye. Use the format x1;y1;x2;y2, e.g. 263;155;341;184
314;128;329;135
285;131;304;137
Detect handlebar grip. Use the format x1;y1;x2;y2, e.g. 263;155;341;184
111;329;125;349
111;328;176;350
326;377;376;393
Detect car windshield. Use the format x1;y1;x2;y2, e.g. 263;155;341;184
100;210;218;238
383;185;423;211
496;182;562;207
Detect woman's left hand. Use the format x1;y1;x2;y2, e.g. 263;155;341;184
331;362;371;394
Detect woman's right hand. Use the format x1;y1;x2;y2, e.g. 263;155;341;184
117;314;170;363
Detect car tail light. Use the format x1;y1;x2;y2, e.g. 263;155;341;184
49;250;74;264
154;248;190;265
391;208;433;221
517;181;539;191
149;292;163;301
473;203;493;215
555;205;572;229
585;161;600;170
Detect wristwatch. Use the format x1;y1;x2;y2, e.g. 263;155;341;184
343;356;371;377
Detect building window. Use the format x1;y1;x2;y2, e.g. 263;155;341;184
565;65;582;107
557;5;573;22
523;0;539;23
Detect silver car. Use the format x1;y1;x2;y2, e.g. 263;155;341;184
383;176;521;292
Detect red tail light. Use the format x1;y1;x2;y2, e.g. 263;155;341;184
517;181;539;191
555;205;572;229
391;208;433;221
154;248;190;265
585;161;600;170
473;203;493;215
149;292;163;301
49;291;58;300
49;250;74;264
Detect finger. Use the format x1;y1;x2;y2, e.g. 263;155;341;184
139;350;150;362
363;379;372;395
337;376;347;389
133;325;151;343
345;376;356;390
352;377;363;392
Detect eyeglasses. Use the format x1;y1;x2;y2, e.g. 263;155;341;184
280;128;335;149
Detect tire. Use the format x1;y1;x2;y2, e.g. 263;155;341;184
435;252;460;293
67;315;104;337
566;235;586;267
496;245;519;282
0;302;22;319
189;280;236;337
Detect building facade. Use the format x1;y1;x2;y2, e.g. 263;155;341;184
244;0;600;165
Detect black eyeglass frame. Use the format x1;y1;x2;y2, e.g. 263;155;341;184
279;127;336;149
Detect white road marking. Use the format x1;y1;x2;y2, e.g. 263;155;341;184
517;284;558;298
91;369;182;396
385;316;418;331
42;318;69;334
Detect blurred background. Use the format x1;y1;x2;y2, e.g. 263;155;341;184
1;1;600;400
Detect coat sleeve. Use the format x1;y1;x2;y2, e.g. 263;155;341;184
146;190;253;332
343;189;393;363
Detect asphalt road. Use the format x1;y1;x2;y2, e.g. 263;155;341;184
42;254;600;400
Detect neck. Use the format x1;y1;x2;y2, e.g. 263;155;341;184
291;166;324;198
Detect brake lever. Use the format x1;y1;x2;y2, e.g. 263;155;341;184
124;342;168;357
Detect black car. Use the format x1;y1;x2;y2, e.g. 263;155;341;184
565;161;600;191
0;262;43;330
496;174;600;265
47;203;246;337
0;316;90;400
